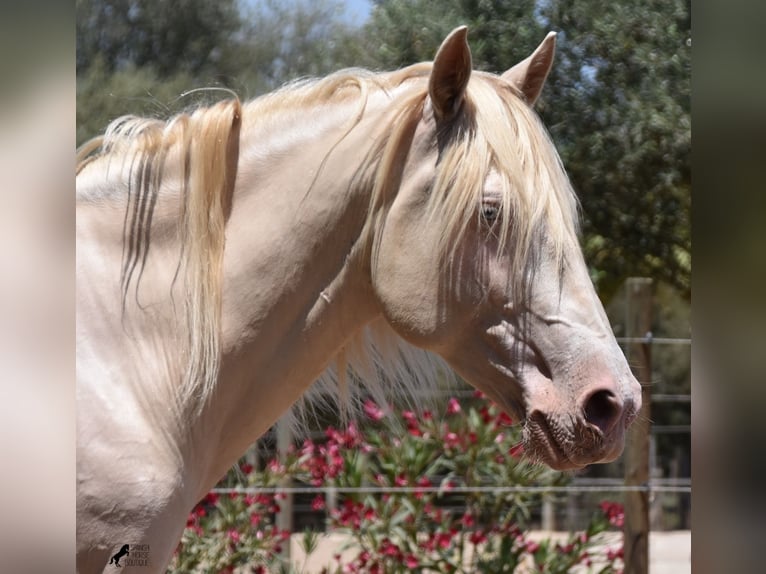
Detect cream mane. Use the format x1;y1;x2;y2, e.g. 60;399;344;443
75;64;580;424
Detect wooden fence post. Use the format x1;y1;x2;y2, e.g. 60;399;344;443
623;278;653;574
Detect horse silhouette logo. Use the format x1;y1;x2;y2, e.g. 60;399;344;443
109;544;129;567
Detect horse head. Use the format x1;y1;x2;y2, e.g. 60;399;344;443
371;27;642;470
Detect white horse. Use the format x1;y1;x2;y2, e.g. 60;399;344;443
76;26;641;573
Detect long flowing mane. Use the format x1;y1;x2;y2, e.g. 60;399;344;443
78;98;242;413
76;63;580;423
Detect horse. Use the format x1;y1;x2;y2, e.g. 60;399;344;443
76;26;641;573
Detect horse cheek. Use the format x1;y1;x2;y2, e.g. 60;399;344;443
372;227;447;348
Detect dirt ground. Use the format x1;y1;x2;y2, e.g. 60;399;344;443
287;530;691;573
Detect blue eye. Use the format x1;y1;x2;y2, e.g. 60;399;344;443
481;203;500;223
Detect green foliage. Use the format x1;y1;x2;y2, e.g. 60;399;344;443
76;57;197;147
76;0;365;146
361;0;545;72
233;0;366;96
541;0;691;299
76;0;242;77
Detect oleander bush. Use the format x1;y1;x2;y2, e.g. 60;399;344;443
169;394;625;573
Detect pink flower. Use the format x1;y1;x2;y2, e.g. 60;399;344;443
363;399;385;421
469;530;487;545
394;474;408;487
254;493;272;506
250;512;262;527
415;476;431;499
205;492;219;505
607;546;624;560
436;532;453;549
525;540;540;554
461;512;475;527
472;389;485;399
381;539;400;557
600;501;625;527
301;439;316;457
404;554;419;568
446;397;461;415
277;528;291;541
240;462;254;475
509;443;524;458
311;494;326;511
444;431;461;449
227;529;240;544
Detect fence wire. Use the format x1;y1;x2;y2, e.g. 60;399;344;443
211;484;691;495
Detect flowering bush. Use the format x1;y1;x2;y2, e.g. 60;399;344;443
168;394;625;573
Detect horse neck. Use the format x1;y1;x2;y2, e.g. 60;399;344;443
194;96;393;489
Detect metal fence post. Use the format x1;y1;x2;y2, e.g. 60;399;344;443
623;278;653;574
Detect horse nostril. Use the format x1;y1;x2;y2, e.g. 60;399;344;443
583;389;622;435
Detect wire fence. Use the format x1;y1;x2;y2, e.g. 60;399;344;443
211;484;691;496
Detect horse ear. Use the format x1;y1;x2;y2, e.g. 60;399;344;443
429;26;472;121
501;31;557;106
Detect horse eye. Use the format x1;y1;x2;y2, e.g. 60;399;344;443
481;203;500;224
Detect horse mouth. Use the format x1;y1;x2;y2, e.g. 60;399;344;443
523;413;581;470
522;411;615;471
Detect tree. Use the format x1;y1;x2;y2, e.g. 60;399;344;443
76;0;242;78
76;0;365;145
362;0;545;72
541;0;691;299
233;0;367;96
